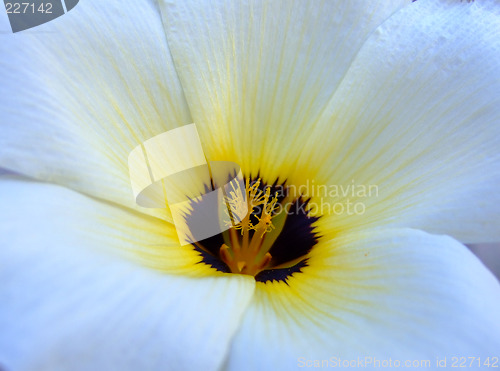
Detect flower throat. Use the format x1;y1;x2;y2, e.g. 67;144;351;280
188;177;320;284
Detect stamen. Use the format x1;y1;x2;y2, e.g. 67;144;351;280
187;177;319;283
220;178;279;276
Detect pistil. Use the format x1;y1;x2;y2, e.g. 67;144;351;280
220;179;278;276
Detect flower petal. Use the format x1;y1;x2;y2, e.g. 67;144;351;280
298;0;500;242
225;228;500;370
159;0;410;181
0;177;255;371
0;0;191;221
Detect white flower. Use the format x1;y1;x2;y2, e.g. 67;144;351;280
1;1;500;370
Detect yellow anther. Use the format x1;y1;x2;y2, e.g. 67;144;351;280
237;261;246;272
219;178;279;276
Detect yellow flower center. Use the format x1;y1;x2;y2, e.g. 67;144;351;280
187;175;319;283
219;179;279;276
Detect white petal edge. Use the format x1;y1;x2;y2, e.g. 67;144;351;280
224;228;500;371
0;0;192;222
159;0;410;181
296;0;500;243
0;177;255;371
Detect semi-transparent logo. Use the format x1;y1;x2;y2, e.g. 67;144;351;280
3;0;78;33
128;124;248;245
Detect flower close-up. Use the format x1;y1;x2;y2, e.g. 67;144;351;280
1;0;500;370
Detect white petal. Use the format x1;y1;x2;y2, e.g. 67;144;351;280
298;0;500;242
0;0;191;221
225;229;500;371
0;177;255;371
159;0;409;180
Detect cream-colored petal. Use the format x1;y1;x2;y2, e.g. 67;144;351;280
0;174;228;275
0;0;192;222
225;228;500;371
296;0;500;243
159;0;410;181
0;177;255;371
